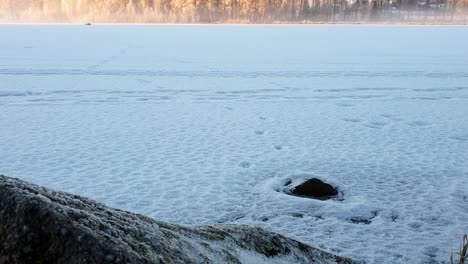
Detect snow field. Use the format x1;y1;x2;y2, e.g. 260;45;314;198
0;25;467;263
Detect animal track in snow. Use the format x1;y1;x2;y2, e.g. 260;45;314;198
239;161;251;168
343;118;363;123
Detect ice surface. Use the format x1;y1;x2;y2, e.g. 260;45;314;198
0;25;467;264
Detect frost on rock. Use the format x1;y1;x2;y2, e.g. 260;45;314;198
0;175;359;264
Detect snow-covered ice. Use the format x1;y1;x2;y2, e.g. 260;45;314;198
0;25;467;263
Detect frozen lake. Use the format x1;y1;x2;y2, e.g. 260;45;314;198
1;25;467;263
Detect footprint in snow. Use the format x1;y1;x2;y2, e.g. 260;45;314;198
407;121;430;127
349;211;379;225
336;102;354;107
342;118;362;123
449;135;468;142
239;161;251;168
364;121;387;129
381;114;403;121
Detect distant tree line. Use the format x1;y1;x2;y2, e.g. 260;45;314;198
0;0;467;23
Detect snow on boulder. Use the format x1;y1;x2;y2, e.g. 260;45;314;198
0;175;359;264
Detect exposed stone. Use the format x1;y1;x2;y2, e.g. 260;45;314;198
291;178;338;200
350;218;372;225
0;175;358;264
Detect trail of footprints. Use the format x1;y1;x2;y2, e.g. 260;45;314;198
238;113;287;170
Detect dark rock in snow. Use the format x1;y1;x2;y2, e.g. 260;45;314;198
0;175;359;264
350;218;372;225
291;178;338;200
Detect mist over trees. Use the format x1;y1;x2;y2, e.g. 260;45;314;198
0;0;467;23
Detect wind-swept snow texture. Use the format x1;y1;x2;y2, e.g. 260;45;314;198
0;25;467;264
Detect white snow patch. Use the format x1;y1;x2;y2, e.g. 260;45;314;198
0;25;467;264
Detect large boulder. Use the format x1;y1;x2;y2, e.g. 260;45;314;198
0;175;359;264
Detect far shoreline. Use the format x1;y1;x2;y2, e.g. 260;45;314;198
0;21;467;26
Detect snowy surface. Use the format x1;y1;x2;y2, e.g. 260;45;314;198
0;25;467;263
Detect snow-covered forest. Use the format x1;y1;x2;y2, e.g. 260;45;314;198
0;0;467;23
